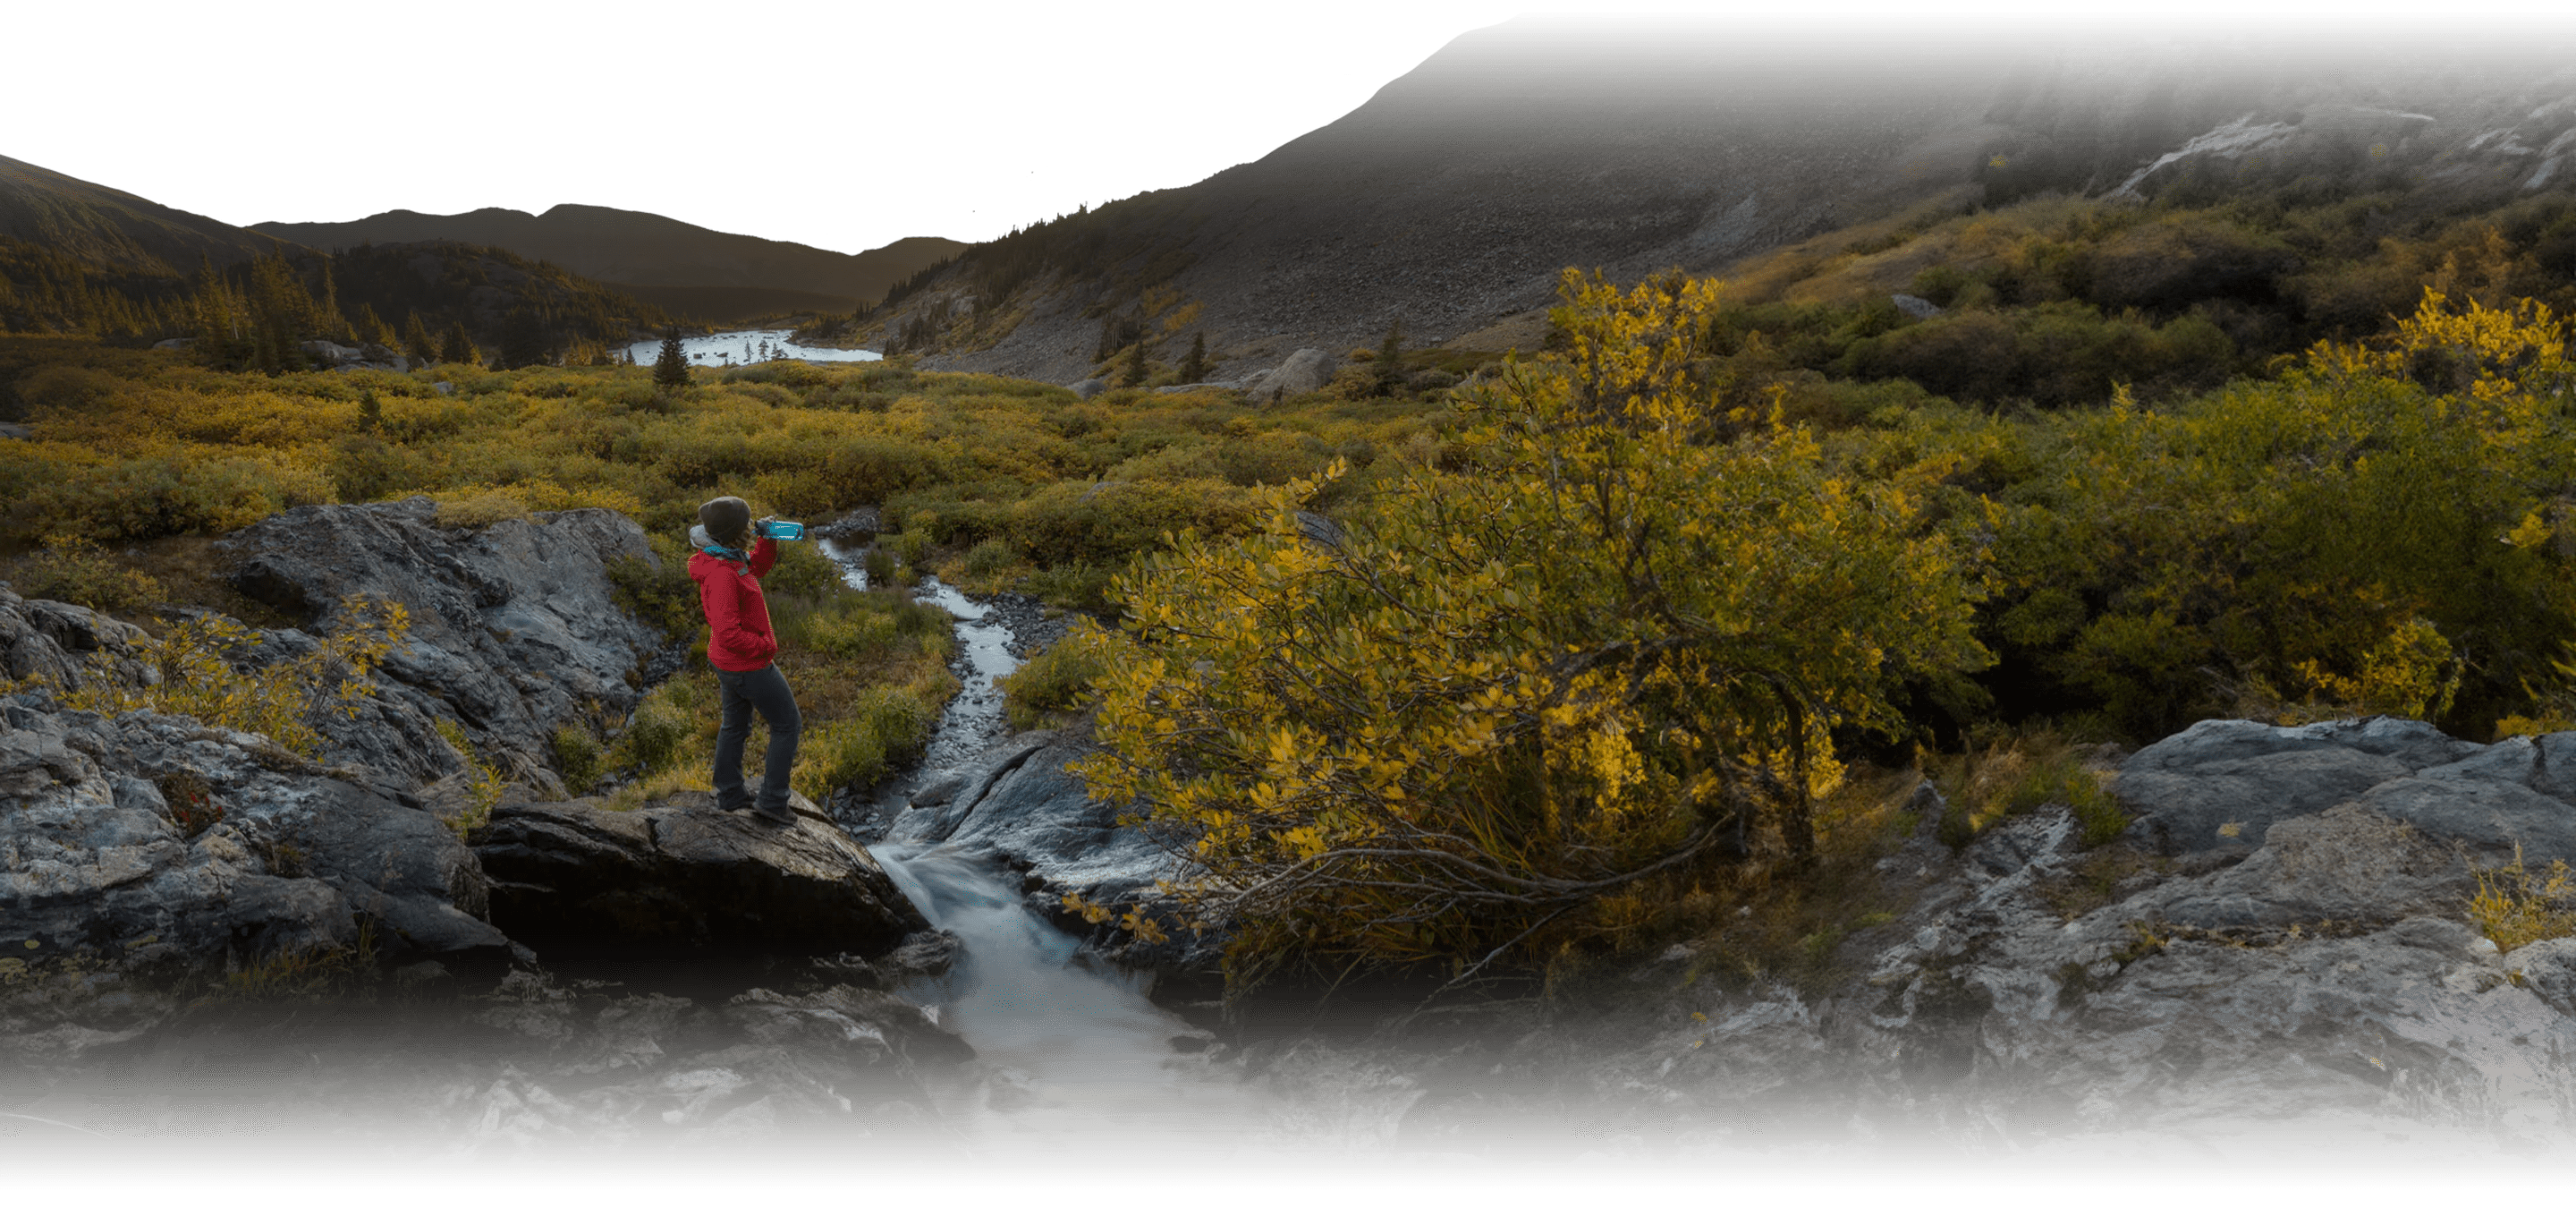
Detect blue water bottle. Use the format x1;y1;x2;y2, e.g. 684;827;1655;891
755;518;805;541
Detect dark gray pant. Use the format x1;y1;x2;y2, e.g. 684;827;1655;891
713;664;801;812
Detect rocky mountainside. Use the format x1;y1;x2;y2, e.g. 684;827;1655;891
0;153;287;275
878;22;2576;385
255;206;966;323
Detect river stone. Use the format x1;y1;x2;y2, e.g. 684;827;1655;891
218;498;666;795
474;795;928;957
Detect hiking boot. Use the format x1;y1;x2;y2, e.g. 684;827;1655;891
750;798;796;825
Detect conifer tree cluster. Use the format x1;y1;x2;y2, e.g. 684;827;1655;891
1;239;668;374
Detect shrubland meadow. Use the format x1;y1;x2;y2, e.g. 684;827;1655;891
9;183;2576;989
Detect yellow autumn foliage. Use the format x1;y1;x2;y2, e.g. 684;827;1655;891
1076;270;1988;987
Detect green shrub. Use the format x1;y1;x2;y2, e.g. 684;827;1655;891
552;723;605;795
763;538;846;600
1001;632;1105;730
861;546;895;587
619;688;692;774
963;537;1016;577
793;684;940;798
607;533;699;639
886;530;930;566
435;718;503;837
9;534;165;612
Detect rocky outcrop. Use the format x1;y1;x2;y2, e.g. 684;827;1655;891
0;589;150;691
472;794;927;958
220;498;667;795
2116;717;2576;859
1248;717;2576;1146
1;692;516;1059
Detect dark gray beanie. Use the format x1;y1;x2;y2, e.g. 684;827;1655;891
698;496;751;548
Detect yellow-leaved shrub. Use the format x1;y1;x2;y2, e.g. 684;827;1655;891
1075;269;1988;989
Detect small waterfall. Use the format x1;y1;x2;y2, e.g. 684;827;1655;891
817;540;1265;1146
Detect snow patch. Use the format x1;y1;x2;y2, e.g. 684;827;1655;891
2113;115;2299;196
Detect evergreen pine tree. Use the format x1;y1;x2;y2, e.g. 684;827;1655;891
1121;336;1148;387
1181;332;1207;384
497;306;550;370
1376;318;1404;396
358;389;382;434
440;322;477;366
653;328;690;387
402;312;436;362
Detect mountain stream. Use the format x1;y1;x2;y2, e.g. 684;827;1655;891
815;540;1278;1153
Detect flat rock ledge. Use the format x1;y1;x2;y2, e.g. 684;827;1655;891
473;794;928;958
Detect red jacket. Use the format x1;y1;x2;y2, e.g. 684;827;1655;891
690;538;779;671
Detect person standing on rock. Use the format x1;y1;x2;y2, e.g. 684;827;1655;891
690;495;801;825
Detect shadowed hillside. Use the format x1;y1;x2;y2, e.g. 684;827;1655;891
0;153;287;274
859;21;2576;384
255;206;964;323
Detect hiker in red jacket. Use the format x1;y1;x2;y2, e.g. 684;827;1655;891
689;495;801;824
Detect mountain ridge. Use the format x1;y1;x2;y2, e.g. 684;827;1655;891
255;204;963;322
862;21;2576;384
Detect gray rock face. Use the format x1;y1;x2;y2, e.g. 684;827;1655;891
2119;717;2576;860
1245;349;1338;403
219;498;666;794
473;795;928;957
1;696;513;1056
1067;378;1107;399
1513;797;2576;1144
0;590;150;691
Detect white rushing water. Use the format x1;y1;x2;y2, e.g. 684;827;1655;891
814;540;1276;1152
619;328;882;368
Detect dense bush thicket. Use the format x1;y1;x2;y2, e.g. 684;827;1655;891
1074;269;2576;986
1699;189;2576;413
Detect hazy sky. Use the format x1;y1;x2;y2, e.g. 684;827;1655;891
17;1;2576;255
19;0;1521;251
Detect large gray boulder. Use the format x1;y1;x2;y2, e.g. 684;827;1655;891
1;697;516;1059
220;498;666;795
1244;348;1338;404
2117;717;2576;861
472;795;928;957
